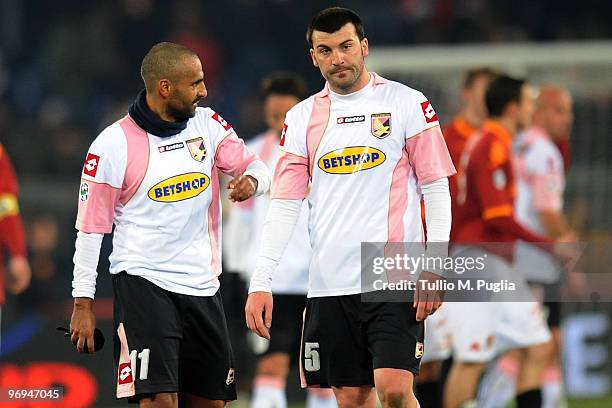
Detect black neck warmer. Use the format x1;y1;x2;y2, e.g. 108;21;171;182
128;90;188;137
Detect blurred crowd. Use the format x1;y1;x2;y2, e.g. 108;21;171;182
1;0;612;328
1;0;612;181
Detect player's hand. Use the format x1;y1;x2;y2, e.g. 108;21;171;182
565;270;587;298
414;271;444;321
70;298;97;354
227;175;257;202
552;238;579;266
245;291;273;340
7;256;31;295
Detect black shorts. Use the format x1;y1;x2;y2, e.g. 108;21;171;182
300;294;424;388
528;281;562;328
112;272;237;402
249;294;306;359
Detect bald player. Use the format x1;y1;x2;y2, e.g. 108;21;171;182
69;42;270;408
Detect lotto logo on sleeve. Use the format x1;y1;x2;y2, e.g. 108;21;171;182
420;101;438;123
280;123;288;146
211;112;232;131
83;153;100;177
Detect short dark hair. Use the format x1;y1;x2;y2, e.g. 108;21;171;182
141;42;198;91
462;67;498;89
260;72;308;101
485;75;526;117
306;7;366;47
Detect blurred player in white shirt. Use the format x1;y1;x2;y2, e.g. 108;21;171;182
226;73;337;408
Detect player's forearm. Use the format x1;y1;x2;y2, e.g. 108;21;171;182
0;213;27;257
486;216;553;244
421;177;452;243
249;199;302;293
421;177;451;275
538;211;573;239
243;159;271;197
72;231;104;299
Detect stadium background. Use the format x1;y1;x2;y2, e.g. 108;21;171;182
1;0;611;406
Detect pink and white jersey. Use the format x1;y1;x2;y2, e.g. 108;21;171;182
76;107;258;296
514;126;565;282
273;73;455;297
225;131;310;294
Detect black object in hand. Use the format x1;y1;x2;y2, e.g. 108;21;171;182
56;326;105;352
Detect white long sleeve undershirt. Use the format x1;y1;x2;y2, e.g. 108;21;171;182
421;177;451;243
248;199;302;293
72;231;103;299
249;177;452;293
244;159;271;197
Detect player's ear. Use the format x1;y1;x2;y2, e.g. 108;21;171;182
159;79;171;98
361;37;369;57
505;101;519;118
310;48;318;67
461;87;471;104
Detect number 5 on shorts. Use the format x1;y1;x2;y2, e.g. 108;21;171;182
304;342;320;372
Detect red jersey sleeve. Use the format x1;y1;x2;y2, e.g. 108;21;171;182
0;145;27;257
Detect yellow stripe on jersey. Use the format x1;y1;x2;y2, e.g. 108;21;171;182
0;193;20;221
483;204;513;220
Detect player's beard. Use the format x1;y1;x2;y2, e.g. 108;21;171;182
326;59;364;93
167;98;198;121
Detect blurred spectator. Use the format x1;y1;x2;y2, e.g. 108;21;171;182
0;142;31;312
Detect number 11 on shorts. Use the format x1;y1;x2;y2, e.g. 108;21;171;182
129;348;150;380
304;342;320;372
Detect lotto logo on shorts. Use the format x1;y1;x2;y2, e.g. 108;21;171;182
420;101;438;123
118;362;133;384
83;153;100;177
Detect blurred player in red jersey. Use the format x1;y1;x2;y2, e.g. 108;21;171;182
477;85;584;408
416;68;498;408
443;76;576;408
444;68;498;241
0;143;32;327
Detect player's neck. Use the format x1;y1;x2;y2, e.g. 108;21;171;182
495;117;518;137
461;108;485;128
146;93;176;122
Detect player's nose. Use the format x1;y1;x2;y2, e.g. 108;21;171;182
331;49;344;65
198;83;208;99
